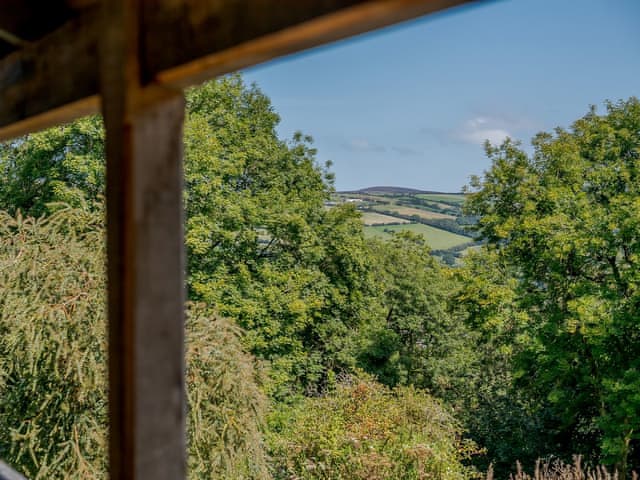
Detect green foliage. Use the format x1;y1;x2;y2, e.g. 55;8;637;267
267;375;480;480
0;208;107;479
0;208;270;479
186;304;270;480
452;248;551;475
0;75;372;397
16;74;638;479
184;76;372;396
0;117;104;216
358;233;477;403
465;98;640;473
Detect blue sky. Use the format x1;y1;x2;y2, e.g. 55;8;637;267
244;0;640;192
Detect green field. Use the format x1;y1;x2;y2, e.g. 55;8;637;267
361;211;410;225
364;223;470;249
416;194;466;205
337;189;475;253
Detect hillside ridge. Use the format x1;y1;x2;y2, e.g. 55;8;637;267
340;186;462;195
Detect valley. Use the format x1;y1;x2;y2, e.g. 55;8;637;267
335;186;478;264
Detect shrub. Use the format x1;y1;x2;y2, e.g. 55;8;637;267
186;304;270;479
0;209;107;479
0;208;270;479
267;375;480;480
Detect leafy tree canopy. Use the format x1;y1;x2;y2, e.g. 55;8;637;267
358;232;476;400
0;75;373;397
0;117;104;216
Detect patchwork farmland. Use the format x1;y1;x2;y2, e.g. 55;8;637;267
361;211;410;226
335;187;479;265
364;223;470;250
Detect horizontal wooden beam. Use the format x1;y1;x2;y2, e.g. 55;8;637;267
0;96;99;141
147;0;473;87
0;0;475;141
0;7;100;140
0;1;74;42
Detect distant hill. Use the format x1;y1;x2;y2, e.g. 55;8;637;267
332;187;477;265
340;186;461;195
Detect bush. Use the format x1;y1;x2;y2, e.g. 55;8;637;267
0;209;107;479
186;304;270;479
0;208;270;479
267;375;480;480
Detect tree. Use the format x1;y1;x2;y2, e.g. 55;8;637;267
0;75;492;454
0;75;373;398
359;232;476;400
452;248;552;475
184;76;372;397
465;98;640;473
0;117;104;216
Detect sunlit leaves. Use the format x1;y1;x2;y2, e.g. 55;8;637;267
466;98;640;471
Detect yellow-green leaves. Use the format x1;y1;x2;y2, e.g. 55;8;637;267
465;98;640;472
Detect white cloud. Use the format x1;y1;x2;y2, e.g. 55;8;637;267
459;127;511;146
467;116;489;128
422;112;536;148
455;116;513;146
342;138;422;156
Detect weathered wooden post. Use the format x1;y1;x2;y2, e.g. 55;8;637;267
100;2;186;479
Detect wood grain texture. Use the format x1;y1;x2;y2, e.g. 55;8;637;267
104;89;187;480
0;0;475;140
101;1;186;478
0;7;100;139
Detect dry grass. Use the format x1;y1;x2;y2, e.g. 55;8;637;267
486;457;638;480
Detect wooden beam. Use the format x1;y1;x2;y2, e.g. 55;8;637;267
0;96;99;141
0;1;74;42
0;7;100;139
101;1;186;478
148;0;474;88
0;0;475;141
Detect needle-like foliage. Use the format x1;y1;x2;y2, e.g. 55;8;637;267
0;208;270;479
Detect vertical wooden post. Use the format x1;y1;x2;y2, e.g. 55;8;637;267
100;2;186;479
